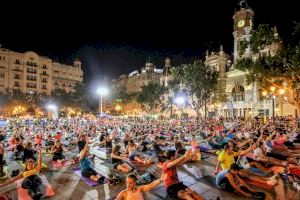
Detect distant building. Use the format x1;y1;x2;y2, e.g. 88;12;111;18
113;59;163;94
0;48;83;95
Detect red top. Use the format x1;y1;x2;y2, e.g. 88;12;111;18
162;161;179;188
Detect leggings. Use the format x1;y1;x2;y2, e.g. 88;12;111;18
21;175;42;193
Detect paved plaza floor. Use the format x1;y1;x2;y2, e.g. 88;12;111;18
1;145;300;200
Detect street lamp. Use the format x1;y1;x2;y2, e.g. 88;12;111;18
270;86;276;118
97;87;108;114
47;104;58;119
262;91;268;123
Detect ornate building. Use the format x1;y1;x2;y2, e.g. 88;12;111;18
0;48;83;95
113;59;163;94
205;0;295;118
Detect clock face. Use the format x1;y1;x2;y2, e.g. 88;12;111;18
238;20;245;28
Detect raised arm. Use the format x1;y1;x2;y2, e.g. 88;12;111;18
166;149;192;169
0;173;23;188
140;173;166;192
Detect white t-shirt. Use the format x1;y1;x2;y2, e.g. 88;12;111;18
253;147;263;160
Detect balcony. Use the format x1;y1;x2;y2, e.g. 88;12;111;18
40;73;49;76
27;79;37;82
13;69;22;72
27;71;37;74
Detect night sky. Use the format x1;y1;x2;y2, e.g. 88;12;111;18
1;0;300;89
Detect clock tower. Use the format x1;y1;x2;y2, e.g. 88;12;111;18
233;0;254;64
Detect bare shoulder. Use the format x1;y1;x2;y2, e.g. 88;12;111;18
116;189;127;200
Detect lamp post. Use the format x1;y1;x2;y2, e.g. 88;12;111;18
97;87;108;114
262;91;267;123
270;86;276;118
279;89;285;116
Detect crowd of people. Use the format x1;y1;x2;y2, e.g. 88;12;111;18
0;115;299;200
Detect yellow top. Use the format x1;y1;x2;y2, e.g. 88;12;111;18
23;168;39;178
218;150;237;170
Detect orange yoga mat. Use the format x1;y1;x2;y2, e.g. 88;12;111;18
246;178;274;189
16;174;55;200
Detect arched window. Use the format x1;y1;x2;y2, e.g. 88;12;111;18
232;85;245;101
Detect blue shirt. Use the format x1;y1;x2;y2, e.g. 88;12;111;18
80;157;93;171
216;169;229;189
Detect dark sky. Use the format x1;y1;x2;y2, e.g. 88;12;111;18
1;0;300;88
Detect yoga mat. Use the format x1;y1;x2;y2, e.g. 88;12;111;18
16;174;55;200
0;166;8;180
246;178;273;189
197;175;216;187
19;161;47;169
73;167;109;187
52;160;74;169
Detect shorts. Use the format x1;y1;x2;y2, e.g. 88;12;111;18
81;168;97;178
166;182;187;199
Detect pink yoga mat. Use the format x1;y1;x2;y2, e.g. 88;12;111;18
16;174;55;200
52;160;74;169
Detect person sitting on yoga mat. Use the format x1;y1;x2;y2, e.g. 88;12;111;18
214;144;255;175
162;149;204;200
51;140;67;163
111;145;133;173
23;141;36;163
216;163;267;199
79;145;116;185
125;140;152;164
116;173;167;200
13;137;24;160
0;147;43;200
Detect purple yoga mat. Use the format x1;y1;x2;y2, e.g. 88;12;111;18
73;168;108;187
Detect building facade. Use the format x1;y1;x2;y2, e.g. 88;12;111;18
204;1;296;118
113;60;163;94
0;48;83;95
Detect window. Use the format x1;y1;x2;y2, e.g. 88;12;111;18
42;65;47;69
15;59;20;64
42;78;47;83
0;73;4;78
14;74;20;79
42;85;47;90
14;81;20;87
232;85;245;101
27;68;37;74
42;71;47;75
27;75;37;81
26;82;36;88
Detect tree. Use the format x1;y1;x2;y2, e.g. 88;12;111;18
235;23;300;111
70;83;92;112
212;79;228;104
172;60;218;119
136;82;165;114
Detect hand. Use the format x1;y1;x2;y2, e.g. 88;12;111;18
184;149;192;157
